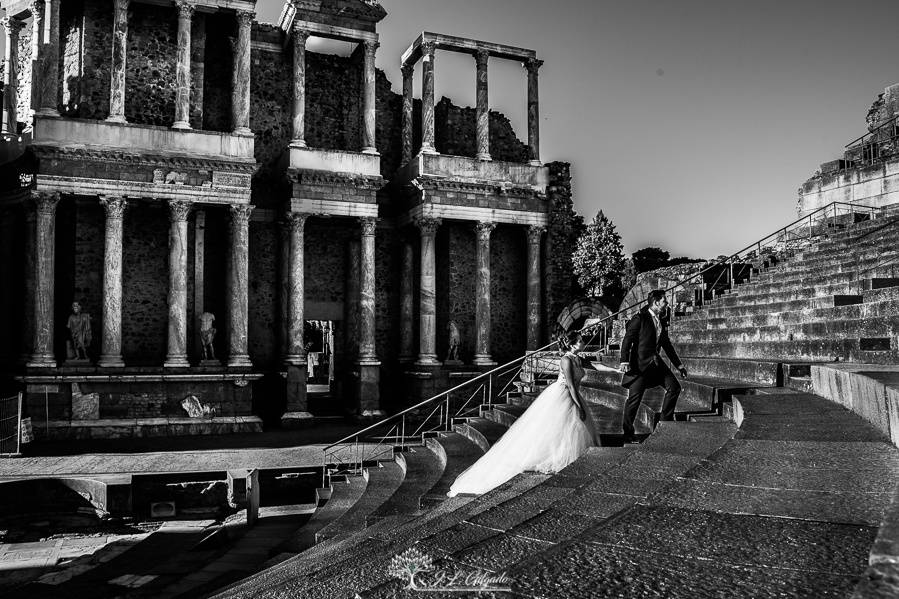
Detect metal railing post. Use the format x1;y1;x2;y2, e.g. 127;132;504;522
488;375;494;407
16;392;22;456
400;415;406;452
728;258;734;291
445;394;451;432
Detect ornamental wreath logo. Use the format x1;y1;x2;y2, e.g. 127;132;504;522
385;547;513;593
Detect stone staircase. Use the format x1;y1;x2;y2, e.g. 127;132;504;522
199;204;899;598
210;385;898;598
671;207;899;363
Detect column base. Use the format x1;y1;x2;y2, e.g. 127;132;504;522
228;355;253;368
361;147;380;155
473;354;498;367
164;356;190;368
414;355;441;367
26;355;56;368
528;159;543;167
476;152;492;161
98;356;125;368
232;127;253;137
105;115;127;124
355;359;381;416
285;362;307;414
283;353;307;367
420;145;439;155
36;108;60;118
171;121;191;130
289;139;307;149
280;411;314;429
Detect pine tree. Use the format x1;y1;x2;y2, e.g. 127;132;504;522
572;211;626;300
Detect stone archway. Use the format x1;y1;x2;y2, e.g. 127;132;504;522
555;298;613;333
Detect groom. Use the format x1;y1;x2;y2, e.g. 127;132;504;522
618;290;688;443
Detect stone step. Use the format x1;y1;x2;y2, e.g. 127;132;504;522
281;474;367;553
675;296;899;331
674;316;899;344
747;267;899;293
677;338;898;364
714;280;879;307
368;444;445;520
690;293;865;320
772;247;899;276
481;402;527;427
597;355;782;387
314;458;405;544
452;417;508;453
421;431;485;506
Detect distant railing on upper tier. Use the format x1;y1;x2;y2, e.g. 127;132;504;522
319;200;884;487
842;115;899;169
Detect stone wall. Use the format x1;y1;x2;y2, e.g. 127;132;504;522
248;220;278;367
121;203;171;364
124;3;178;126
201;12;233;132
435;97;529;163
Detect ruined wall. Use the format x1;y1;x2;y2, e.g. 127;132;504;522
201;12;233;132
544;162;584;340
490;225;527;363
435;97;529;163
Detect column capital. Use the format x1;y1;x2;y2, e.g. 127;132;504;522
31;191;60;215
29;0;45;17
112;0;129;13
359;216;378;236
363;40;380;54
527;224;546;243
475;48;490;67
421;39;436;60
174;0;195;19
285;211;309;231
167;199;193;222
475;221;496;240
99;196;128;219
235;9;254;27
524;57;544;74
291;22;309;43
1;16;25;34
401;63;414;78
230;203;254;224
414;216;441;235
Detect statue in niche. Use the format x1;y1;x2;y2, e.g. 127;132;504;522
199;312;217;361
66;301;92;362
152;168;164;184
446;320;462;364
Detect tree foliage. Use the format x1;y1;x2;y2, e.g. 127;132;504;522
572;211;625;300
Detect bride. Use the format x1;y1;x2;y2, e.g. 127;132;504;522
447;330;600;497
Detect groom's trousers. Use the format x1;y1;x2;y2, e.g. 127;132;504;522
622;362;681;438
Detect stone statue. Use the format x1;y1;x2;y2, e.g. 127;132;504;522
199;312;216;360
447;320;462;362
66;302;92;361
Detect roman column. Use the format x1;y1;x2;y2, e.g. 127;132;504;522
473;222;496;366
401;63;413;164
525;58;543;166
231;9;253;136
398;236;414;362
475;49;490;161
164;200;191;368
278;219;290;359
361;41;378;154
37;0;60;116
414;217;440;366
285;212;308;365
98;196;127;367
290;24;308;147
172;0;194;129
107;0;129;122
357;217;378;360
227;204;253;367
27;191;59;368
29;0;45;114
1;17;24;132
526;225;545;350
21;207;36;362
420;40;437;154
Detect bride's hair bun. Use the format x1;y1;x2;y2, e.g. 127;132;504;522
556;329;582;353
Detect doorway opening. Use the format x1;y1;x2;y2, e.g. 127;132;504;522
305;320;335;394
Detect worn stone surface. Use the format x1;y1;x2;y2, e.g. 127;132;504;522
172;1;193;128
473;221;495;364
509;542;861;599
28;192;59;367
107;0;129;121
98;196;126;367
164;200;191;367
231;10;252;134
415;217;440;365
227;204;253;366
419;40;436;153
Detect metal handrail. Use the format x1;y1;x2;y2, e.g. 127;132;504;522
319;200;881;475
845;115;899;148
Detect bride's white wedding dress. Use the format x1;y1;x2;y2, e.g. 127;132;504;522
447;353;600;497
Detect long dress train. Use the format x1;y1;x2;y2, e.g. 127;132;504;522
447;354;600;497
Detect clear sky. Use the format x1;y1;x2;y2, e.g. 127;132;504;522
253;0;899;259
7;0;898;258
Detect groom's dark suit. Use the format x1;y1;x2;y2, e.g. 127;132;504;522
619;306;684;439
